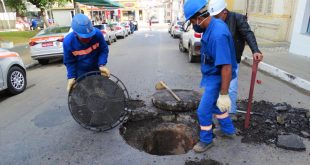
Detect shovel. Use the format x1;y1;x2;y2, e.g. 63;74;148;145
155;81;181;101
244;60;259;129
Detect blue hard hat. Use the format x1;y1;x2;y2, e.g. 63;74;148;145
71;14;96;38
184;0;208;21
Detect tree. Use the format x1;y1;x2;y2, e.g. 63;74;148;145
4;0;27;17
28;0;69;27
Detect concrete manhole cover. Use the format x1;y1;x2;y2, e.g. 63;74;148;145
120;114;199;155
152;89;201;112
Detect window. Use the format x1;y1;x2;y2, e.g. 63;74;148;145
258;0;264;13
266;0;273;14
249;0;255;13
307;16;310;33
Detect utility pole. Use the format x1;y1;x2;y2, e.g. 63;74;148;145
1;0;11;30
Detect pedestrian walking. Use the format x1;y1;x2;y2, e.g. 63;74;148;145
184;0;237;153
149;19;152;31
193;0;263;116
63;14;110;93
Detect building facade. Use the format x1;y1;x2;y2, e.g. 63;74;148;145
114;0;145;22
163;0;184;23
289;0;310;57
229;0;296;42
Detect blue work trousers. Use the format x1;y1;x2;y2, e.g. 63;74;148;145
197;79;235;144
229;64;239;113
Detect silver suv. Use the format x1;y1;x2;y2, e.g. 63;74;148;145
179;21;202;63
0;48;27;95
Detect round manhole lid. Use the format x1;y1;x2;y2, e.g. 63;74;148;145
152;89;201;112
68;72;130;131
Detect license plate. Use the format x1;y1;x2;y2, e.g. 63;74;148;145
42;42;53;47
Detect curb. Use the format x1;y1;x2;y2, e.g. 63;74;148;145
242;55;310;93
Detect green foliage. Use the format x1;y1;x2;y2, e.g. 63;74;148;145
28;0;70;9
4;0;27;16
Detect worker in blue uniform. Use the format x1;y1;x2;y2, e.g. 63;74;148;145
63;14;110;92
184;0;237;153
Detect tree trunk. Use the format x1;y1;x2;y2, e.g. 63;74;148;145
41;8;49;28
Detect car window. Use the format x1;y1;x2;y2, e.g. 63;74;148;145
36;26;71;36
177;22;184;26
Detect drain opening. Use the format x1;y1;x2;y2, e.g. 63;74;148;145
120;115;199;156
143;124;194;155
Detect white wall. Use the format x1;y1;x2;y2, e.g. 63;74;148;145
52;10;73;26
289;0;310;57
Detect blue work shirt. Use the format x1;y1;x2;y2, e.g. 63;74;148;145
63;28;109;79
200;17;237;87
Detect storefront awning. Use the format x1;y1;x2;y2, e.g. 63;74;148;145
75;0;123;8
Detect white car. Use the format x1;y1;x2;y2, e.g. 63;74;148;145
94;24;117;45
121;21;131;35
0;48;27;95
170;20;184;38
179;21;202;63
29;26;71;65
111;22;128;39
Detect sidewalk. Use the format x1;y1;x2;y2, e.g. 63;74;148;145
242;41;310;93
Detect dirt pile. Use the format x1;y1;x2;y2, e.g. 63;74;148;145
233;100;309;146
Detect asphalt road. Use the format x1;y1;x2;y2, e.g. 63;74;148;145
0;25;309;165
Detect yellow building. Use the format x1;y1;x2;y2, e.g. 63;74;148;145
228;0;296;42
114;0;145;21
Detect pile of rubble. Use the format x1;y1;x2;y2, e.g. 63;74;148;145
233;100;309;151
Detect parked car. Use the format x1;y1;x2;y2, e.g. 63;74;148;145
94;24;117;45
151;16;159;23
121;21;132;35
170;20;184;38
0;48;27;95
29;26;71;65
110;22;128;39
179;21;202;63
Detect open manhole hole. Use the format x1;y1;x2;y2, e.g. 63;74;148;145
120;114;199;155
152;89;201;112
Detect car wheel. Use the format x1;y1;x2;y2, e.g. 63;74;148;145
188;45;195;63
179;39;186;52
114;36;117;42
6;66;27;95
107;38;112;45
38;59;49;65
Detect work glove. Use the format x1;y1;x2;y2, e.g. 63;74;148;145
67;78;76;93
216;94;231;112
99;66;110;77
